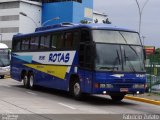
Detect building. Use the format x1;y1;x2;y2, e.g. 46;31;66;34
0;0;41;47
33;0;93;26
0;0;102;47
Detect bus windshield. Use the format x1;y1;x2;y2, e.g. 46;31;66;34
93;30;145;72
93;30;141;45
0;49;10;67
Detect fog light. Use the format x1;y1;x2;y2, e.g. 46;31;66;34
133;84;145;89
103;91;106;94
137;91;140;94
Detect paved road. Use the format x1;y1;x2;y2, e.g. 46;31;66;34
0;78;159;120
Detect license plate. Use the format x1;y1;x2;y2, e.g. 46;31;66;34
120;88;128;92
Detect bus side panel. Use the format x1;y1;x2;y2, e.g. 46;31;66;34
11;54;27;81
78;69;93;93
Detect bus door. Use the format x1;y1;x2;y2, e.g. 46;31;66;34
79;29;93;93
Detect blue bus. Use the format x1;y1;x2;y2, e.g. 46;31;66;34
11;23;146;101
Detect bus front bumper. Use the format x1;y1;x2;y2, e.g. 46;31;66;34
92;87;145;95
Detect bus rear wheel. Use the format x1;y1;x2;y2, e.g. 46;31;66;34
28;74;35;89
22;74;29;88
110;94;125;102
70;80;82;100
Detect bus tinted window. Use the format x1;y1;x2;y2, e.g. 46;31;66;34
65;32;72;49
51;33;64;49
13;39;21;51
40;35;50;49
21;38;30;50
51;34;57;49
73;31;80;49
30;37;39;50
81;30;90;42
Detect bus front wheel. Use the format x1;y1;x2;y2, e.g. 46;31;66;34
110;94;125;102
70;80;82;99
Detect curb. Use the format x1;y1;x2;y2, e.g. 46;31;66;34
124;96;160;106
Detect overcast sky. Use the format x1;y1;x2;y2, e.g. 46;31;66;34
94;0;160;48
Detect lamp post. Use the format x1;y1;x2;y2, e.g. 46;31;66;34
42;17;60;26
135;0;149;36
19;12;38;27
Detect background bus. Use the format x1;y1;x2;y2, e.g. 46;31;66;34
0;43;10;79
11;23;146;101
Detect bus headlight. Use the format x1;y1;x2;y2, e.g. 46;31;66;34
99;84;113;88
133;84;145;89
106;84;113;88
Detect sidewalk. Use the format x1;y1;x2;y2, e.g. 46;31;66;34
133;93;160;101
125;93;160;105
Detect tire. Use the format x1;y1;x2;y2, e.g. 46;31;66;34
22;74;29;88
110;94;125;102
0;75;4;79
28;74;35;89
70;80;82;100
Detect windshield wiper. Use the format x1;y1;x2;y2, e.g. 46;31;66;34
124;50;136;72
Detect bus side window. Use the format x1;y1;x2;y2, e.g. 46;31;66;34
30;37;39;50
13;39;21;51
64;32;73;49
40;35;50;49
51;34;57;49
73;31;80;49
21;38;29;50
56;33;64;49
81;30;90;42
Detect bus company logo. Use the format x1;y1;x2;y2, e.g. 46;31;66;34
49;52;70;63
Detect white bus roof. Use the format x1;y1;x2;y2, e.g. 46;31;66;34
0;43;8;49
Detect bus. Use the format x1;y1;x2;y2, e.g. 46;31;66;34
11;23;146;101
0;43;10;79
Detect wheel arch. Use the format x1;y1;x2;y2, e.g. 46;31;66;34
69;74;80;91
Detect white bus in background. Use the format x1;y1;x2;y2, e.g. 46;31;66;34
0;43;10;79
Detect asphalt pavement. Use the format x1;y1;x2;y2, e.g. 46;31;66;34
0;78;160;120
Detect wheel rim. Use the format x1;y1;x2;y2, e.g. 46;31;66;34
73;82;80;96
30;75;34;87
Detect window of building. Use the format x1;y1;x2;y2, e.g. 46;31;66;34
0;15;19;21
0;27;19;33
0;2;19;9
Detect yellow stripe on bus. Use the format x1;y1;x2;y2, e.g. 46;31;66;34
24;64;68;79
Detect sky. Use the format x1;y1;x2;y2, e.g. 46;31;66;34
93;0;160;48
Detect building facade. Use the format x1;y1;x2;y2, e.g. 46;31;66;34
0;0;41;47
0;0;108;47
41;0;93;26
